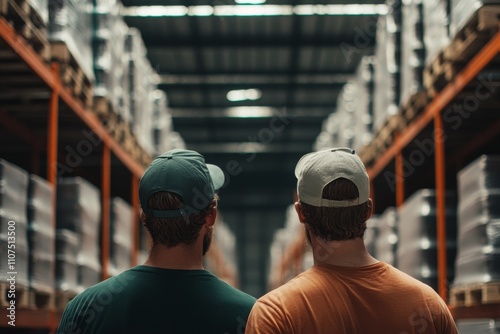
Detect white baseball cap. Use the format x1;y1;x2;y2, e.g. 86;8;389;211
294;147;370;207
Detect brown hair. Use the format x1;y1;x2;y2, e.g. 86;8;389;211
142;192;217;247
300;178;370;241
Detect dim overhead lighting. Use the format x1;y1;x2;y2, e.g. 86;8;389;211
225;107;274;118
235;0;266;4
226;89;262;102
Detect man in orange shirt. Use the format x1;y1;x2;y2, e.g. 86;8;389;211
246;148;457;334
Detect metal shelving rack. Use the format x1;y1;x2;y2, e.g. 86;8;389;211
271;25;500;320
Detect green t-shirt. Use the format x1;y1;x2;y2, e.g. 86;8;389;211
57;265;257;334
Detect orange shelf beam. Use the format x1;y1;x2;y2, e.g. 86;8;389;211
450;304;500;319
0;309;61;329
368;28;500;180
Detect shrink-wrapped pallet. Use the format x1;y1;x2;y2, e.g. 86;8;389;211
27;175;55;293
373;1;401;132
110;197;132;276
397;189;457;290
55;229;79;293
48;0;93;80
375;207;398;266
57;177;101;291
0;160;29;288
454;155;500;286
364;216;379;258
457;319;500;333
422;0;449;65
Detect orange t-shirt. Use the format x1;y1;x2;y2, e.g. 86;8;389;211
246;262;458;334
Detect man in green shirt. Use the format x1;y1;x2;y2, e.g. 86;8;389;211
57;149;256;334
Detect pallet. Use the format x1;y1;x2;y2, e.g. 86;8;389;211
445;5;500;63
30;288;55;311
400;91;430;125
0;0;49;60
55;290;77;312
423;50;464;97
450;281;500;307
50;42;93;108
0;282;30;309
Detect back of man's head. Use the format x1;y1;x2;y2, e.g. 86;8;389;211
294;148;371;241
138;149;224;247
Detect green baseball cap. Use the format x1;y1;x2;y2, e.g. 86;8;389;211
139;149;225;218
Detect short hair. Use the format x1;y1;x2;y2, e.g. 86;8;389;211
300;178;370;241
143;192;217;247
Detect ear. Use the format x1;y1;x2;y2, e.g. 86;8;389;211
365;198;373;221
205;205;217;227
294;201;306;224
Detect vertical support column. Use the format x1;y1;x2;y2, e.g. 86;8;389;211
131;175;139;266
434;114;447;301
47;63;60;334
395;151;405;207
101;145;111;280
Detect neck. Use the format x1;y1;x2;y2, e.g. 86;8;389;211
144;242;204;270
310;235;379;267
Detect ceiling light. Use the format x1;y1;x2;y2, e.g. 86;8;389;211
214;5;292;16
188;6;214;16
226;107;274;118
226;89;262;102
235;0;266;4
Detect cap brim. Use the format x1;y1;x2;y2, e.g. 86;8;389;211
207;164;225;190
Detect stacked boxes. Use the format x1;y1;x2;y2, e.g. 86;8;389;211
397;189;457;290
125;28;159;156
373;0;401;132
93;0;130;123
57;177;102;292
400;0;425;104
364;216;379;258
110;197;132;276
0;160;29;288
151;90;185;155
27;175;55;294
55;229;79;293
422;0;449;65
48;0;94;80
29;0;49;25
453;156;500;285
375;207;398;266
351;56;375;151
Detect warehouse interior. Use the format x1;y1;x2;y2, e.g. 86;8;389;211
1;0;500;332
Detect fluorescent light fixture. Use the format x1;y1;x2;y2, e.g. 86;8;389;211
225;107;274;118
235;0;266;4
123;5;388;17
227;89;262;102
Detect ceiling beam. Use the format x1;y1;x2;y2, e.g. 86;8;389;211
159;73;353;85
142;37;375;48
159;81;346;90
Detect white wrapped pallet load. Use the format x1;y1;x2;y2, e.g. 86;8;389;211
457;319;500;333
454;156;500;286
48;0;94;81
57;177;102;291
373;1;401;132
422;0;449;65
29;0;49;25
375;207;398;266
28;175;55;294
0;160;29;288
55;229;79;293
110;197;133;276
152;90;175;155
397;189;457;291
352;56;375;152
364;216;379;258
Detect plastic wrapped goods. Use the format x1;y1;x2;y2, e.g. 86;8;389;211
373;1;401;132
457;319;500;333
400;0;425;104
375;207;398;266
422;0;449;65
364;216;379;258
397;189;457;290
57;177;101;290
55;229;79;293
27;175;55;293
454;155;500;286
0;160;29;287
450;0;500;37
110;197;133;276
29;0;49;25
48;0;94;80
